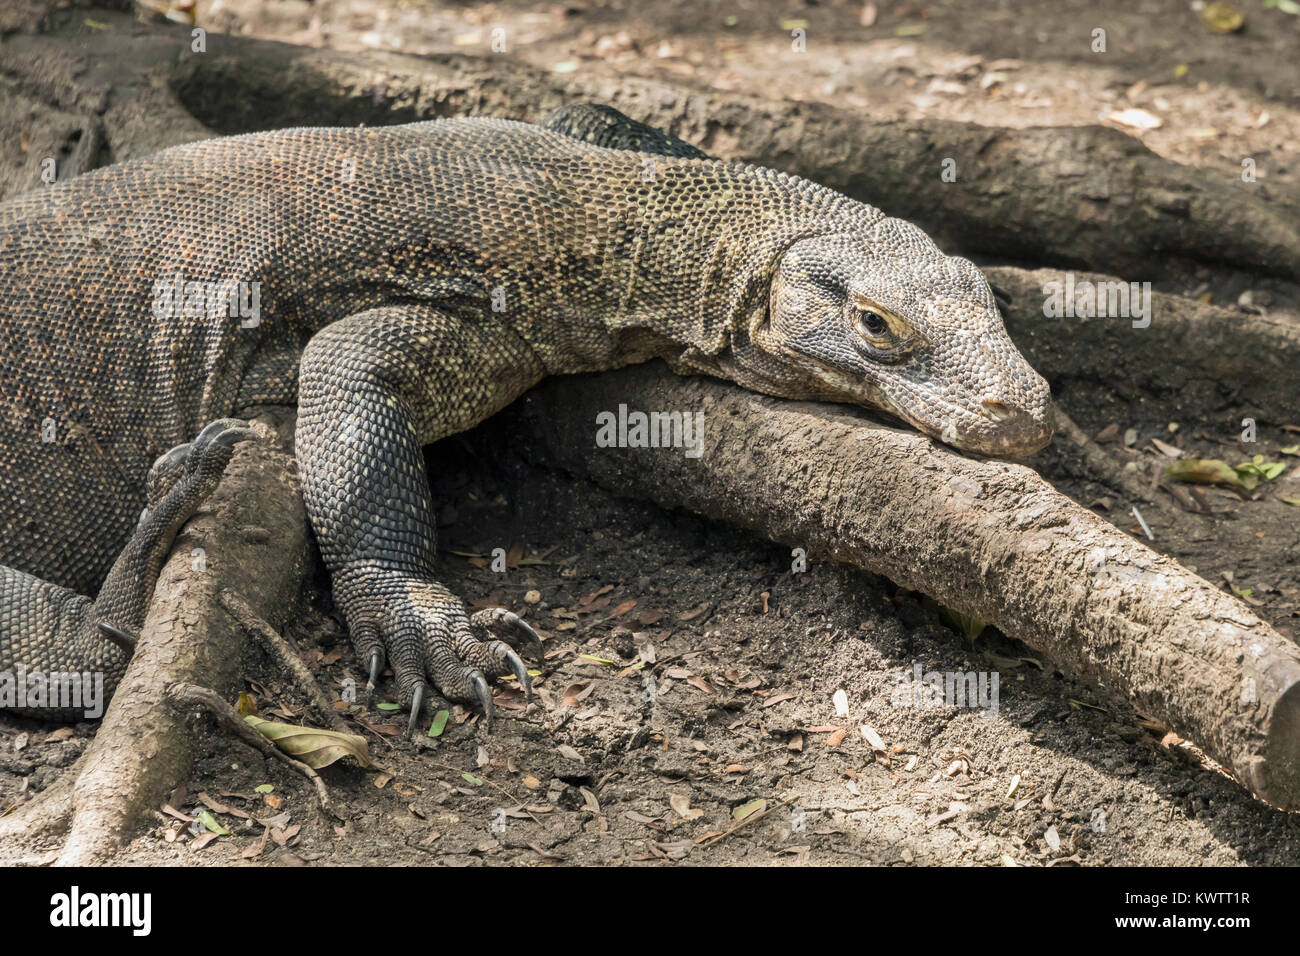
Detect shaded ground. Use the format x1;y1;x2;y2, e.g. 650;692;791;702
1;0;1298;865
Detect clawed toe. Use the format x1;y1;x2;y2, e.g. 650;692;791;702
192;418;259;454
407;681;426;737
366;649;382;701
471;607;545;659
499;644;532;699
337;573;543;737
470;671;494;730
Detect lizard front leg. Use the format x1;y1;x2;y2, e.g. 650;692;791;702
297;305;546;733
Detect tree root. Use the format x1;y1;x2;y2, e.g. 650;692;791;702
988;265;1300;428
0;410;309;865
219;591;349;734
1052;408;1156;504
501;364;1300;811
173;38;1300;283
4;7;1297;284
165;683;329;811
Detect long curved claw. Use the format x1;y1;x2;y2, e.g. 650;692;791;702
148;443;191;480
191;416;244;450
470;671;494;730
98;621;137;653
145;442;194;511
501;645;531;700
406;681;426;737
209;422;259;449
366;649;382;703
482;608;544;659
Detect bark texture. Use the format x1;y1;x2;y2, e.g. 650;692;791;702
501;364;1300;810
0;412;309;864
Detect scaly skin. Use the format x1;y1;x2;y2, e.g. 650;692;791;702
0;106;1051;729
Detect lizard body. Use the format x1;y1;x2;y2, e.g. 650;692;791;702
0;107;1051;724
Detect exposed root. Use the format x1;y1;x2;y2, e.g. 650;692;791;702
504;364;1300;811
0;411;309;866
1053;407;1155;504
165;683;329;811
220;591;349;733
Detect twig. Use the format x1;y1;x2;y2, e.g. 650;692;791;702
165;682;330;810
1054;407;1155;503
698;794;800;848
220;590;350;733
425;760;543;825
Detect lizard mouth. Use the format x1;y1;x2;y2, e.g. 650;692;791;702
879;387;1055;458
768;348;1054;457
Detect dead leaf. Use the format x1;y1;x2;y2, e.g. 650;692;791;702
669;794;703;819
609;599;637;617
860;725;887;752
245;716;375;770
676;602;710;622
191;831;221;851
1164;458;1248;492
1200;2;1244;33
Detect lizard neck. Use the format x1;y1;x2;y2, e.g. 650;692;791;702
576;159;855;371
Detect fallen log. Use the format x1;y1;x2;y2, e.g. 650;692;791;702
0;410;310;865
987;266;1300;429
499;363;1300;811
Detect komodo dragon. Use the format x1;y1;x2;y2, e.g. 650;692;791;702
0;104;1053;732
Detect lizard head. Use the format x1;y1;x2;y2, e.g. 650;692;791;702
734;219;1053;458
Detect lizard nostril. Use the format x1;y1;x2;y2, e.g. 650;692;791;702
980;398;1015;422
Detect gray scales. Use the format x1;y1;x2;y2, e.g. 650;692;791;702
0;104;1052;729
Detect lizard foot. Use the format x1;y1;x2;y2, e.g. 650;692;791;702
334;571;542;736
141;418;258;522
96;419;259;655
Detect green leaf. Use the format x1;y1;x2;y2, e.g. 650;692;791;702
254;784;274;794
461;773;485;786
1233;456;1286;486
733;798;767;821
1164;458;1249;491
195;809;229;835
1279;445;1300;456
579;654;618;665
376;702;400;711
427;709;450;738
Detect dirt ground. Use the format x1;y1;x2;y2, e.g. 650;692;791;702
2;0;1299;866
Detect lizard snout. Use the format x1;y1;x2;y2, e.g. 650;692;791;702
980;397;1016;422
965;396;1054;457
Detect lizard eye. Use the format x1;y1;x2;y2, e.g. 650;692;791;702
858;310;888;337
